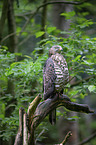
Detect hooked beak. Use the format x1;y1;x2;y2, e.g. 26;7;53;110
59;46;63;52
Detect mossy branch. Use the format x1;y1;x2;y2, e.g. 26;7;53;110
14;94;94;145
31;94;94;130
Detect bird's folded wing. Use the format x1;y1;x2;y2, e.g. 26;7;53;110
43;57;56;100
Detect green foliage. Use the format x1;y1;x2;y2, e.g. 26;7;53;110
0;1;96;144
35;31;45;38
60;11;76;19
1;20;96;141
88;85;96;93
1;19;96;141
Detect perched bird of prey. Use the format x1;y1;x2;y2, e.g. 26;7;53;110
43;45;69;125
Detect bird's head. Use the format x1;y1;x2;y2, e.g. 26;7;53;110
49;45;63;57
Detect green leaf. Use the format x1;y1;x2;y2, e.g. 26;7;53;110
14;53;22;56
60;11;76;19
25;62;33;73
47;27;56;34
35;31;45;38
2;46;8;50
16;27;21;33
24;55;32;59
88;85;96;92
93;37;96;40
21;32;28;36
72;55;81;62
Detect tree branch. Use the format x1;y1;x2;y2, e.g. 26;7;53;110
56;131;72;145
19;0;90;36
27;94;94;144
61;131;72;145
1;30;32;43
15;94;94;145
15;0;90;18
32;95;94;130
70;75;96;88
27;94;42;126
78;132;96;145
38;0;90;8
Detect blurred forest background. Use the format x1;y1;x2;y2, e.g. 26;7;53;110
0;0;96;145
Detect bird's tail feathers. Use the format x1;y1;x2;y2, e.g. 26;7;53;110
49;109;56;125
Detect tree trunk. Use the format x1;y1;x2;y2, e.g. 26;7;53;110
41;0;47;40
7;0;18;53
52;3;73;30
5;0;17;117
4;1;18;145
0;1;17;145
0;0;9;43
39;0;48;54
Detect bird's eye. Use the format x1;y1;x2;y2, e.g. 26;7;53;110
55;47;59;49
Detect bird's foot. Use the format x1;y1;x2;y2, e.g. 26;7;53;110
59;94;71;101
51;93;59;101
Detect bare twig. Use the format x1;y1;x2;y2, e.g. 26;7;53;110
61;131;72;145
18;34;32;46
35;128;46;144
1;31;32;43
78;132;96;145
1;31;18;42
56;131;72;145
18;12;37;36
23;113;28;145
70;75;96;88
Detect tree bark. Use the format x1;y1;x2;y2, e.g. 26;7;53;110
23;113;28;145
14;108;24;145
4;1;18;145
0;0;9;43
41;0;47;40
28;95;93;144
5;0;18;117
7;0;18;53
39;0;48;54
32;95;93;130
14;94;94;145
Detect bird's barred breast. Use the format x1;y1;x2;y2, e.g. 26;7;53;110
51;53;69;92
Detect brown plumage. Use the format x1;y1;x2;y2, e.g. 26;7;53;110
43;45;69;125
